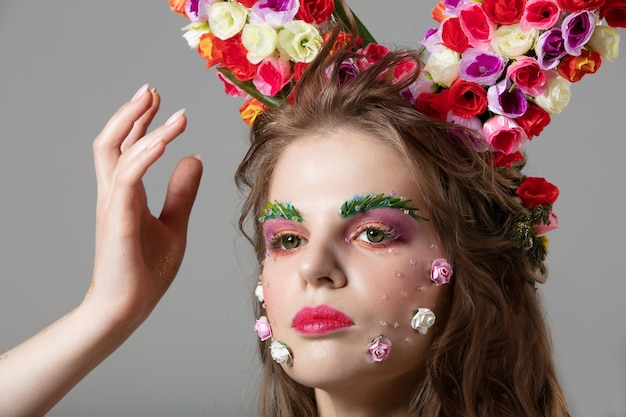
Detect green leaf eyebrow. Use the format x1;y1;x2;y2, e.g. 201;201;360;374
339;193;429;221
261;200;304;223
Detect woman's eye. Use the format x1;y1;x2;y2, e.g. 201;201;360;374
360;228;385;243
356;226;398;244
273;233;302;250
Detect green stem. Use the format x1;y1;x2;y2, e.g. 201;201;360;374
216;67;283;108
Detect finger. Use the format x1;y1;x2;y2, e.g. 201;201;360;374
106;110;188;209
120;89;161;152
159;155;203;236
93;84;154;186
115;108;187;166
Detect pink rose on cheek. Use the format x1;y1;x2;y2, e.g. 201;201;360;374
366;336;392;362
253;57;292;96
430;258;453;286
254;316;272;341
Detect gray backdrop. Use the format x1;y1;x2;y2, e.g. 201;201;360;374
0;1;624;416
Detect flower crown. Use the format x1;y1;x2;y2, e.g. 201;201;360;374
168;0;623;268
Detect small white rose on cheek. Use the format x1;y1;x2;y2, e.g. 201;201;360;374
270;340;293;366
411;308;436;334
430;258;453;286
255;281;265;302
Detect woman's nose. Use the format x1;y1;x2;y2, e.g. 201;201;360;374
297;239;347;289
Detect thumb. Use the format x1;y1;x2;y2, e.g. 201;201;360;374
159;155;203;234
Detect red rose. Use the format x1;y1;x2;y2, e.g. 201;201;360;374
515;103;551;139
558;0;605;11
220;35;258;81
415;90;451;121
292;62;310;82
558;50;602;82
493;151;524;168
238;0;257;7
447;80;488;118
441;17;470;53
296;0;335;24
482;0;526;25
600;0;626;27
516;177;560;208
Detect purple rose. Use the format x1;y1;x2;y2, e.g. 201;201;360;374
487;78;528;118
430;258;454;286
367;336;392;362
536;28;567;70
250;0;299;28
458;48;506;86
561;11;596;56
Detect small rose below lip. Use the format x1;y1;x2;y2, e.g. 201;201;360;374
292;305;354;334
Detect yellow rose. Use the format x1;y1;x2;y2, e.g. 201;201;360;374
242;22;278;64
534;74;571;115
491;24;538;58
208;2;248;40
277;21;322;63
587;25;620;63
426;47;460;88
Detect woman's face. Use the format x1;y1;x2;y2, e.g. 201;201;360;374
260;129;451;393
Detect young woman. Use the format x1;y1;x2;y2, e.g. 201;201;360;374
1;1;624;416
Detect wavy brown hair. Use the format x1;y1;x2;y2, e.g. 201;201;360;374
235;38;569;417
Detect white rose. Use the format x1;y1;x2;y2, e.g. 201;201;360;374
255;282;264;303
181;21;210;49
277;21;322;63
491;24;537;58
425;47;460;88
411;308;436;334
242;22;278;64
270;341;292;365
208;2;248;40
534;74;571;115
587;25;621;62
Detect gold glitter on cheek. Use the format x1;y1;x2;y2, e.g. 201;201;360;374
393;322;400;328
380;320;387;326
0;353;8;361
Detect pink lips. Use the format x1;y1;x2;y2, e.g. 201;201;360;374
292;305;354;335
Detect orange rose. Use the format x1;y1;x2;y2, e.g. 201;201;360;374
240;98;268;126
558;50;602;82
432;1;448;23
220;35;258;81
198;33;223;68
169;0;187;17
517;177;560;208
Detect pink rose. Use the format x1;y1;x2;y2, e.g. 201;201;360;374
482;115;528;154
216;72;248;98
521;0;561;32
430;258;453;286
459;3;496;51
254;316;272;341
252;57;292;96
506;56;548;96
367;336;392;362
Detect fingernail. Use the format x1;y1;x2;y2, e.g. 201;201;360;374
191;153;202;161
131;83;149;103
165;108;186;126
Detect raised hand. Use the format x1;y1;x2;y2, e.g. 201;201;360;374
84;84;203;327
0;85;202;417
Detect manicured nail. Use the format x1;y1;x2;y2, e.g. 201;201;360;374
131;83;149;103
165;108;186;126
191;153;202;161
